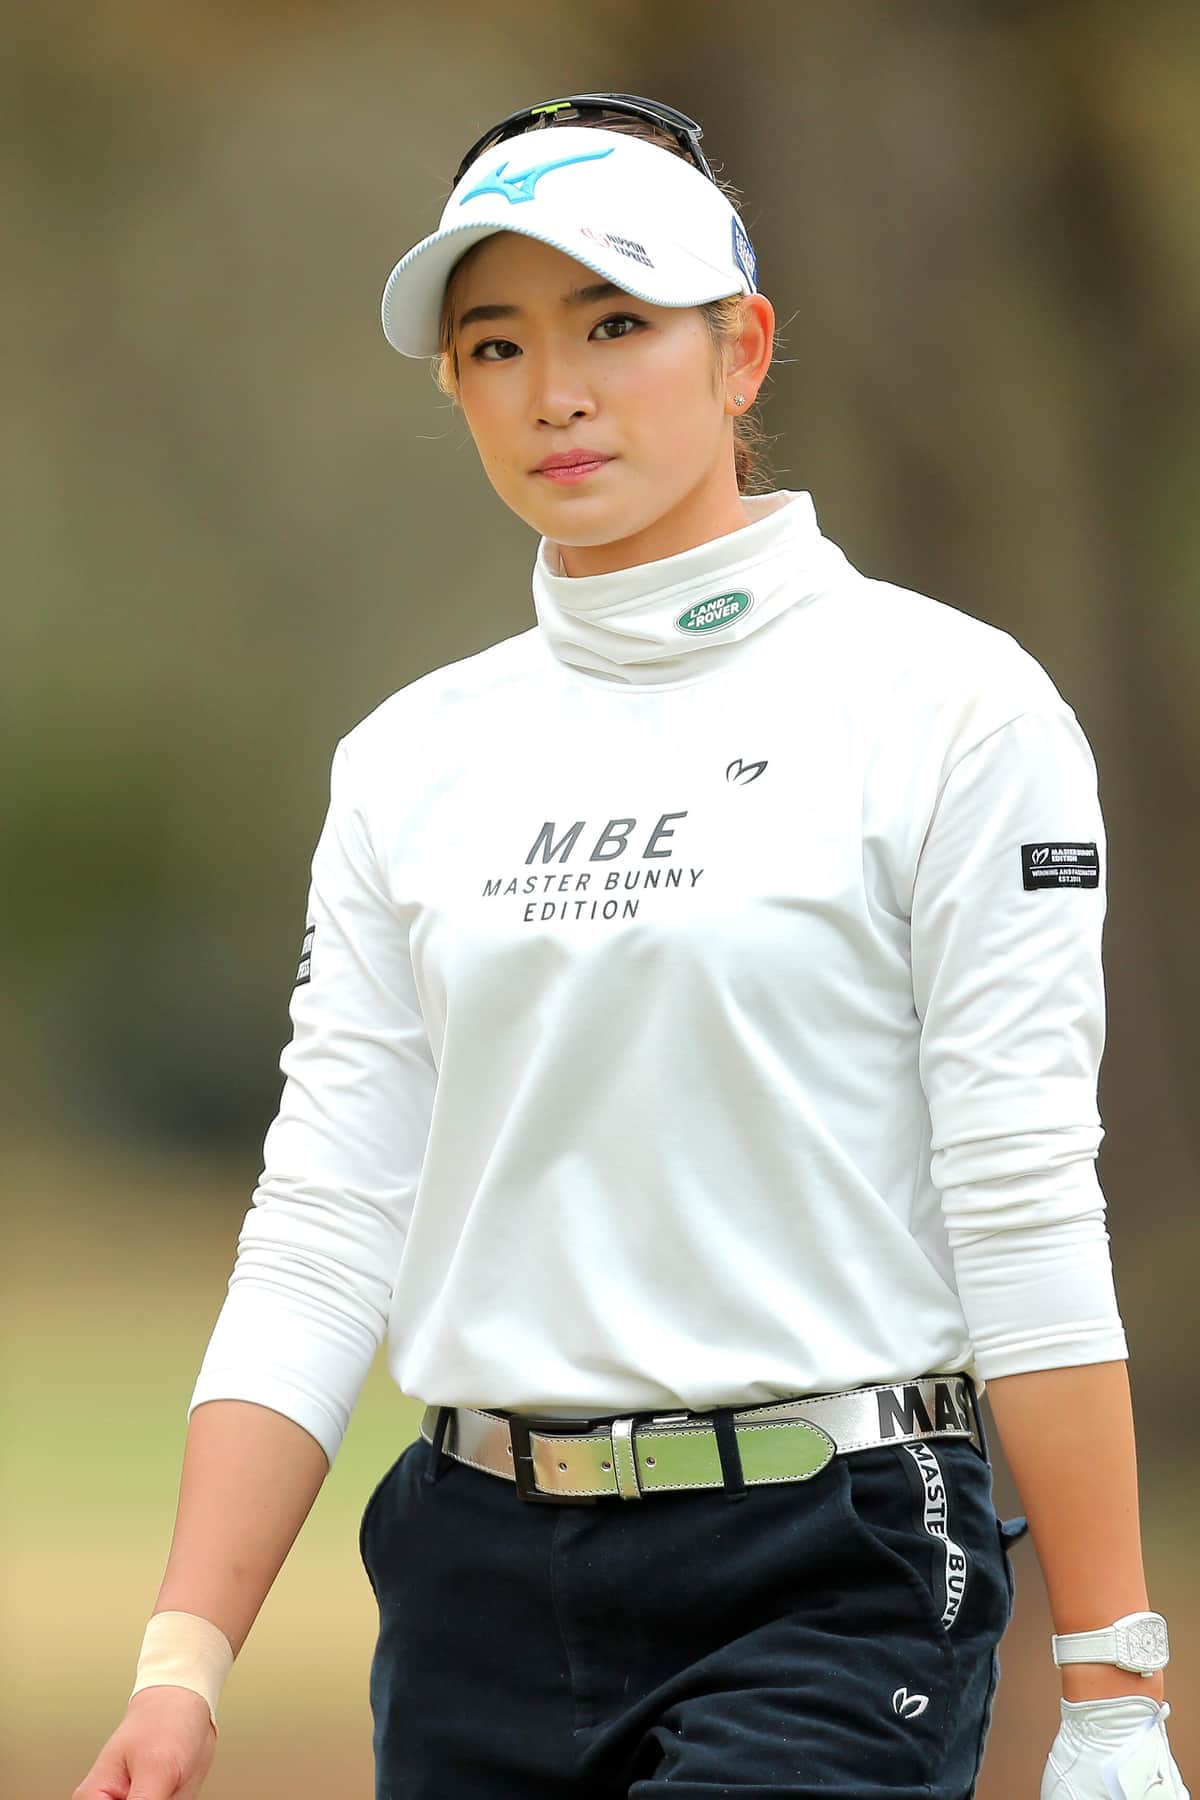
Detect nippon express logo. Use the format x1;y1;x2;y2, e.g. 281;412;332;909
674;589;754;635
579;226;654;269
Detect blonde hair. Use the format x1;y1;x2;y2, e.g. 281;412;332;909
433;115;775;495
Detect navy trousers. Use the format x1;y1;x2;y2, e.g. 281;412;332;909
359;1427;1020;1798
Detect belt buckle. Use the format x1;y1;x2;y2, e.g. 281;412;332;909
507;1414;600;1505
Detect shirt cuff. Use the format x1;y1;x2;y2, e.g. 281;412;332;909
952;1210;1128;1378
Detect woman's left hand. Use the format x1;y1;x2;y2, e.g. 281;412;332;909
1041;1696;1189;1798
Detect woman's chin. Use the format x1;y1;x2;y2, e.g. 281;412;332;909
526;502;644;550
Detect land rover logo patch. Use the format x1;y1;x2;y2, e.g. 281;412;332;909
674;589;753;635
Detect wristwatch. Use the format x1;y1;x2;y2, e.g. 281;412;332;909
1051;1612;1170;1678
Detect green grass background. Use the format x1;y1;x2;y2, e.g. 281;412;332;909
4;1140;1195;1798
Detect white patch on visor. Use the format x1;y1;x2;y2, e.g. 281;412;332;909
901;1442;968;1630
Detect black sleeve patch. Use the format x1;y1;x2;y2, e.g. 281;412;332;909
1021;842;1100;891
294;923;315;985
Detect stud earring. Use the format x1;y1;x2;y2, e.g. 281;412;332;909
733;392;747;409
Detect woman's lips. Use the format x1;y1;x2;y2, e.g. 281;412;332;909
534;455;615;485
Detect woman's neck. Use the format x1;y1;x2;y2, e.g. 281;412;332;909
554;471;752;579
531;489;841;690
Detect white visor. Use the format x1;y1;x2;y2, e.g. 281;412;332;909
380;125;759;358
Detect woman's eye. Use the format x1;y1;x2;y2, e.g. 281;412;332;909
471;338;519;362
592;314;644;340
468;316;644;362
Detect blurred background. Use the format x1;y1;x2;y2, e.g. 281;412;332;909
3;1;1198;1794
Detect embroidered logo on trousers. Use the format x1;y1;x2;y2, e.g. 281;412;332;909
901;1442;969;1630
892;1688;929;1720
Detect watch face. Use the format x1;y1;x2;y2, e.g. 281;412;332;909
1120;1616;1169;1670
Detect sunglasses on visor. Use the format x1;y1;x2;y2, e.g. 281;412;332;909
452;93;715;191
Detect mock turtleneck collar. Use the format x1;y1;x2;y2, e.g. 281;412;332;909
531;489;847;687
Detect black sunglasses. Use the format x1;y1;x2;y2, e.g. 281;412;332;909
452;92;715;191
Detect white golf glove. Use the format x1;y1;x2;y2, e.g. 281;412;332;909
1042;1696;1189;1799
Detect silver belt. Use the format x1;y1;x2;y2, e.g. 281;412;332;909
418;1374;982;1503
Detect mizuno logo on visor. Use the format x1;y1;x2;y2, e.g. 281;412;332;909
459;147;614;207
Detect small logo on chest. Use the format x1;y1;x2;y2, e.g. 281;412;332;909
726;757;768;785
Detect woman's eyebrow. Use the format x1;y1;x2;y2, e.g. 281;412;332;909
457;281;625;332
562;281;625;308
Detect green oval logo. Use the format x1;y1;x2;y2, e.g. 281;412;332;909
673;589;754;635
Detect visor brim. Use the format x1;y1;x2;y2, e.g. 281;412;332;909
381;216;747;358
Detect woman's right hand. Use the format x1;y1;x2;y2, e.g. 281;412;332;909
71;1687;218;1800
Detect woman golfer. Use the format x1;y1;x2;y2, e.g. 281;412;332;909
75;94;1187;1800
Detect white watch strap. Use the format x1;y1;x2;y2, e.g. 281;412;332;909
1051;1613;1169;1676
1053;1625;1121;1667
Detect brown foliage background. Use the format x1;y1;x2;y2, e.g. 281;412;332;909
3;4;1197;1795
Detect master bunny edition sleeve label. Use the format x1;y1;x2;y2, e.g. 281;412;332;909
1020;842;1100;891
294;923;315;985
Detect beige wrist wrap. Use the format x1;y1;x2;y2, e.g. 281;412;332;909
129;1610;234;1736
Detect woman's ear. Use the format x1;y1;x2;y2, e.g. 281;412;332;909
726;293;775;409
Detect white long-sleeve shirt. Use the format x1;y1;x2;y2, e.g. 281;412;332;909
189;489;1126;1467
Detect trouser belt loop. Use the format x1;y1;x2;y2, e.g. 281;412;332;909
963;1375;989;1461
610;1416;642;1499
423;1403;454;1486
711;1406;747;1502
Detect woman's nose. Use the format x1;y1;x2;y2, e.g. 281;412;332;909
532;365;596;428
